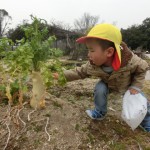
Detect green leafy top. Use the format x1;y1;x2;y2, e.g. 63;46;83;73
0;15;66;87
21;15;62;71
1;16;62;72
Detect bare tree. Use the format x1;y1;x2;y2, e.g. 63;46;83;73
0;9;12;37
74;12;99;34
50;19;72;31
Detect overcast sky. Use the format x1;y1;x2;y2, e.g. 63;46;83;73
1;0;150;29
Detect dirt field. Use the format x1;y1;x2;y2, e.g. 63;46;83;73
0;78;150;150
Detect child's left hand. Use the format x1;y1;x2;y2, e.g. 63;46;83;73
129;88;139;95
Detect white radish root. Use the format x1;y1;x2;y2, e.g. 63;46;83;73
30;71;46;109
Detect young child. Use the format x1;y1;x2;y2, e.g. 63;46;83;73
54;23;149;131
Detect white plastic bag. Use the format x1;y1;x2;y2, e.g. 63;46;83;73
121;90;147;130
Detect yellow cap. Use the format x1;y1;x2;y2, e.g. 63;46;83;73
76;23;122;71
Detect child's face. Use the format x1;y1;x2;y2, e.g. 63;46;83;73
86;39;112;66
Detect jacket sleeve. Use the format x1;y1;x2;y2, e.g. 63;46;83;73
130;54;149;90
63;61;90;81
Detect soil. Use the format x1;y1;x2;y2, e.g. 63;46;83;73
0;78;150;150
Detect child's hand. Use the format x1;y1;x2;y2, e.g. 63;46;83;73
53;73;59;80
129;88;139;95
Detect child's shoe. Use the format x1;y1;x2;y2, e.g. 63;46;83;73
85;109;105;120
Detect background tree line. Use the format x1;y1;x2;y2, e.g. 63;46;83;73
121;18;150;51
1;9;150;55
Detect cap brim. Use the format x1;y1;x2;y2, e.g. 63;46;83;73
76;36;112;43
76;36;105;43
76;36;90;43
